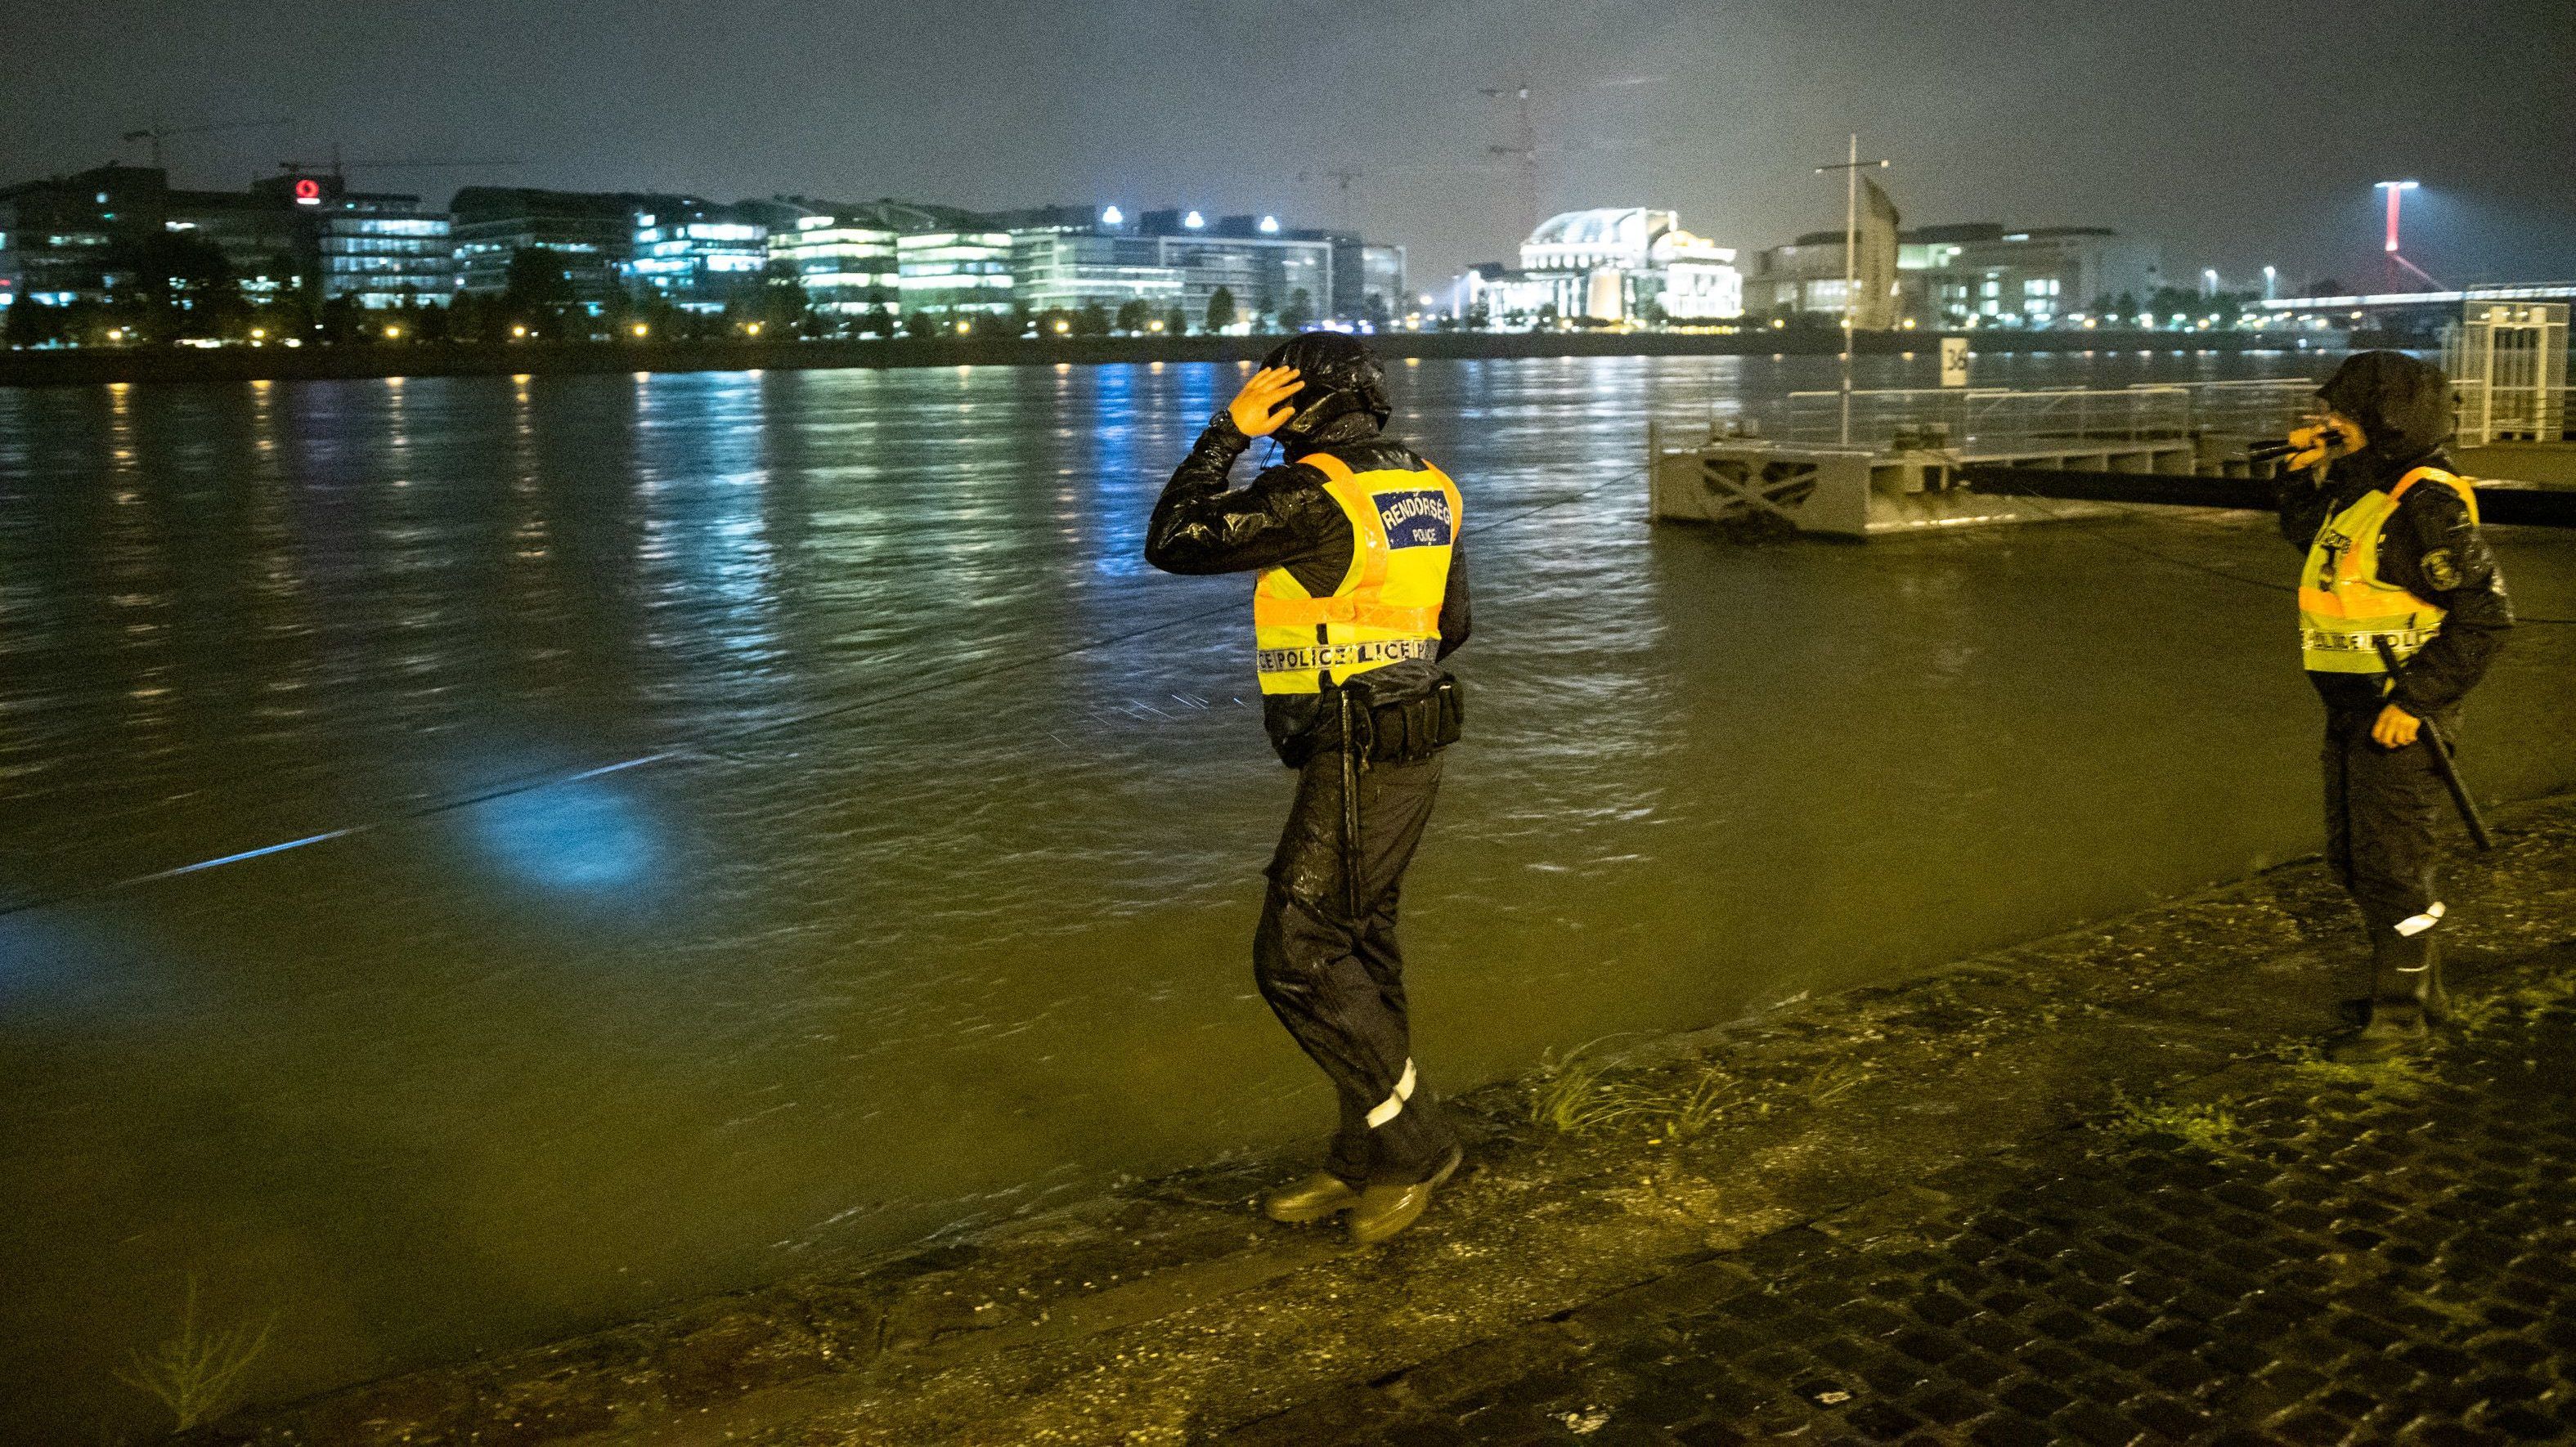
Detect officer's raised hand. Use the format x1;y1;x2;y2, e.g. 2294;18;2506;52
2286;414;2366;474
1228;366;1303;437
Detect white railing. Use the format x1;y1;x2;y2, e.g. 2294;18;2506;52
2454;382;2574;446
1763;380;2315;457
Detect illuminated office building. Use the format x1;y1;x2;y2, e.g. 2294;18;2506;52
766;212;900;320
312;189;453;308
1897;225;2162;326
896;228;1016;317
451;187;692;303
1754;222;2162;329
0;164;315;307
1012;217;1183;314
1129;209;1335;325
1360;244;1408;319
627;204;770;312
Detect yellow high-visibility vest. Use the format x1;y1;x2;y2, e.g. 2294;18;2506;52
1253;450;1462;695
2298;466;2479;674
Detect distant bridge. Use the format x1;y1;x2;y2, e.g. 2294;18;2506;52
2257;283;2576;322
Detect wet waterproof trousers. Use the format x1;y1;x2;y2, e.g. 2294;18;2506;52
1254;746;1460;1187
2322;702;2457;1010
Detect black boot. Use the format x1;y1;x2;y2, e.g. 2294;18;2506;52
2330;925;2439;1062
2330;1000;2428;1063
2408;940;2448;1024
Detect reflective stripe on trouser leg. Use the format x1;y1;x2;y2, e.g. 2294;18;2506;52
1367;1059;1416;1128
2393;901;2446;956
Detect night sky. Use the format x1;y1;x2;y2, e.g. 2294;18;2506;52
4;0;2571;293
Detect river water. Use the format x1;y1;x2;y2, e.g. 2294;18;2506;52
3;352;2572;1436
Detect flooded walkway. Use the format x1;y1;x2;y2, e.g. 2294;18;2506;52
184;791;2576;1445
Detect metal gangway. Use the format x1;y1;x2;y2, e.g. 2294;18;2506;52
1653;380;2317;536
1761;379;2317;457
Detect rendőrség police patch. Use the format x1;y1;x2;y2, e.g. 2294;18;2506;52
1376;490;1454;549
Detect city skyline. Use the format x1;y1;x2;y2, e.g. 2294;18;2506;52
3;0;2572;294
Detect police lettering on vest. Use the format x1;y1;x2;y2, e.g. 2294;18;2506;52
1252;451;1462;695
2298;468;2479;675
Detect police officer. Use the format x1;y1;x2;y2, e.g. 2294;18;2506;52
2279;351;2513;1059
1144;333;1470;1244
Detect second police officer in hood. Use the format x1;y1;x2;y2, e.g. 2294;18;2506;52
2279;351;2514;1061
1144;333;1470;1245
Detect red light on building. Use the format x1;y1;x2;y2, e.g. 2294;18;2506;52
294;178;322;205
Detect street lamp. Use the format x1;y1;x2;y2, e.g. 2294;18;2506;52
1813;132;1891;445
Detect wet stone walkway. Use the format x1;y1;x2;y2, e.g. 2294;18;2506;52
1231;947;2576;1447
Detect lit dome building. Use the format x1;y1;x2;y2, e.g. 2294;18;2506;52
1465;207;1743;325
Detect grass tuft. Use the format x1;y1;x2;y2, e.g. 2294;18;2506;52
1532;1044;1870;1144
115;1275;274;1431
1649;1073;1733;1143
2442;993;2507;1033
1528;1040;1646;1134
2282;1040;2429;1092
2100;1086;2243;1153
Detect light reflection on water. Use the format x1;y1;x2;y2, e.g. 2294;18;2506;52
1;353;2571;1439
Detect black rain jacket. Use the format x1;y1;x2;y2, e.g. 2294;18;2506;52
1143;411;1470;764
2278;351;2514;715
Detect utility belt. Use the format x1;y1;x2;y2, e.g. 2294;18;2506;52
1332;671;1465;768
1328;670;1463;925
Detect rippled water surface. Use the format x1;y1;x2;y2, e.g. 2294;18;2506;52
4;352;2573;1436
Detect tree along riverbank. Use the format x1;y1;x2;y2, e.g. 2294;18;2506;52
0;327;2349;388
173;789;2576;1446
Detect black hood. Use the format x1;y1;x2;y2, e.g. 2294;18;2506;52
2318;351;2453;468
1260;333;1392;449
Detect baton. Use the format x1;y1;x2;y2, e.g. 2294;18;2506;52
2373;638;2496;852
1338;688;1364;924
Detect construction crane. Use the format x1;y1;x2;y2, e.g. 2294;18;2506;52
1479;83;1540;235
275;150;526;180
1295;168;1367;232
1474;82;1674;236
121;117;293;168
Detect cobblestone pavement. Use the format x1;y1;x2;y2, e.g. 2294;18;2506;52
1230;946;2576;1447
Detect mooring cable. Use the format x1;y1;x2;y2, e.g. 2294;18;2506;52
0;463;1650;919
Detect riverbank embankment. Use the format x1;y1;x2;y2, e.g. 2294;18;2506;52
2;327;2343;389
182;790;2576;1445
